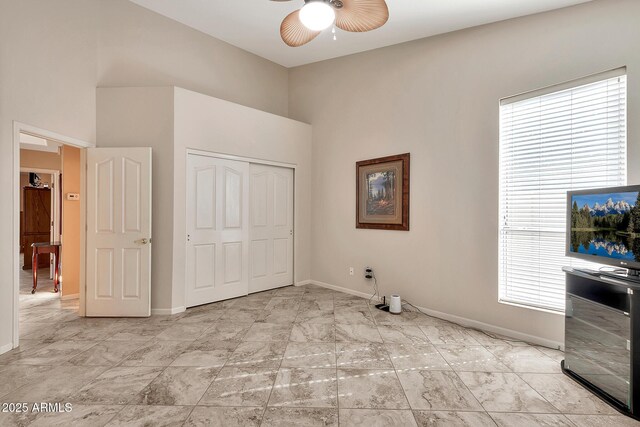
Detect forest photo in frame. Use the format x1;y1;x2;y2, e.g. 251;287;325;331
356;153;410;230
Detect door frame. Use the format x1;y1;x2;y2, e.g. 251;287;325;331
184;148;296;306
12;122;94;349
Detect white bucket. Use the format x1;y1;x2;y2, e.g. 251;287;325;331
389;294;402;314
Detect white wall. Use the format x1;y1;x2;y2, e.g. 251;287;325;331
288;0;640;346
97;87;312;313
0;0;97;354
0;0;288;352
96;87;175;311
96;0;288;117
172;88;312;310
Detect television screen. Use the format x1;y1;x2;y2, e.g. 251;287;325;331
568;186;640;266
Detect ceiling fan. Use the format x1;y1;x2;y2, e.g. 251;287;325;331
271;0;389;47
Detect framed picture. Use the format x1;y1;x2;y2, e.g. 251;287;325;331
356;153;410;230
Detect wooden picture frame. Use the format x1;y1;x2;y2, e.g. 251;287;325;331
356;153;410;230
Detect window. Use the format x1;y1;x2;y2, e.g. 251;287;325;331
499;70;627;313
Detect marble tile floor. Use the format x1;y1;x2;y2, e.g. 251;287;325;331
18;253;80;315
1;283;637;426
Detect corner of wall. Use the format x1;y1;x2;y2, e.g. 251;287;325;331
96;86;176;312
0;342;14;356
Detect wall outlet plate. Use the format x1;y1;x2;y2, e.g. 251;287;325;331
365;266;373;279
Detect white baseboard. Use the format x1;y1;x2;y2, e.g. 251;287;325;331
0;342;14;355
60;293;79;301
151;306;186;315
310;280;563;350
294;280;312;287
408;301;563;350
311;280;373;299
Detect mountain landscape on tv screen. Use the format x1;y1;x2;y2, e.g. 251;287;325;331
570;192;640;261
587;198;632;216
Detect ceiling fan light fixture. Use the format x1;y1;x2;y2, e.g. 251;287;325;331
299;1;335;32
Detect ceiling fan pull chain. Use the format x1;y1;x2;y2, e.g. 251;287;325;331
332;25;337;41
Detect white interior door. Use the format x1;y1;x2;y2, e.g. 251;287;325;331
186;154;249;307
86;147;152;317
249;164;294;293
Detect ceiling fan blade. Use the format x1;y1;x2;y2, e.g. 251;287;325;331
335;0;389;32
280;9;321;47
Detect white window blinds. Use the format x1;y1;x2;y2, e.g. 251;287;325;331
499;70;627;312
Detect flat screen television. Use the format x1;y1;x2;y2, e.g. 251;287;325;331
567;184;640;272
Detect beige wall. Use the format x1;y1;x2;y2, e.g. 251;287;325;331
96;87;175;311
20;149;61;171
172;87;312;310
288;0;640;346
61;146;81;297
97;2;288;117
0;0;288;350
96;86;312;312
19;147;58;211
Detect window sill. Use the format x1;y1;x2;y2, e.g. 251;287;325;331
498;299;565;316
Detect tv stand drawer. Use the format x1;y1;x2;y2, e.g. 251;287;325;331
566;273;630;313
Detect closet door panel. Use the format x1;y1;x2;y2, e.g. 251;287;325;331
249;164;294;293
186;154;249;307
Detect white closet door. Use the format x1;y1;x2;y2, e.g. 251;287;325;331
249;164;294;293
186;154;249;307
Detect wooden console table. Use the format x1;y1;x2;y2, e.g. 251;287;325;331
31;242;61;294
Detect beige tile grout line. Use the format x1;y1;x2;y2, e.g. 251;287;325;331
515;371;580;418
428;322;501;419
166;302;230;423
379;304;438;425
185;296;279;426
425;328;572;425
127;321;214;426
258;288;305;426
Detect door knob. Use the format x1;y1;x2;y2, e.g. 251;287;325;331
136;238;150;245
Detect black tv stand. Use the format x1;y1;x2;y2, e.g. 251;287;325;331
563;267;640;421
561;360;636;418
578;268;640;285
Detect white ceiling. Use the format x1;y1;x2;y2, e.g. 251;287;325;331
129;0;593;68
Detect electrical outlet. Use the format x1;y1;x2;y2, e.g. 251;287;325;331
349;267;354;276
365;267;373;279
